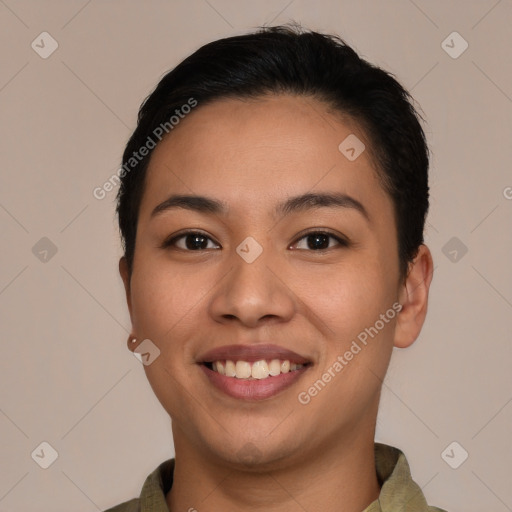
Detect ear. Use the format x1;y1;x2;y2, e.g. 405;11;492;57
394;244;434;349
119;256;132;319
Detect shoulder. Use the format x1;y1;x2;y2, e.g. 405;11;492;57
102;497;140;512
373;443;449;512
102;458;175;512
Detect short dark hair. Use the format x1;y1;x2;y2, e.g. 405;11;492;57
116;23;429;281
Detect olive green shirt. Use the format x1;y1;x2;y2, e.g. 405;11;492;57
104;442;448;511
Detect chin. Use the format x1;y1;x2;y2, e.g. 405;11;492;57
204;433;302;471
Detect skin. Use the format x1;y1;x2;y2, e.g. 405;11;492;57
119;94;433;512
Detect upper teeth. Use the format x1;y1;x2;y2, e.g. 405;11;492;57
211;359;305;379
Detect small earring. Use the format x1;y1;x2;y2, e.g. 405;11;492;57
131;338;137;343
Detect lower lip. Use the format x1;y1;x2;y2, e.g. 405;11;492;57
199;364;310;401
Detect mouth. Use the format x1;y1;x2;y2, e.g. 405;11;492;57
197;344;313;401
201;359;310;379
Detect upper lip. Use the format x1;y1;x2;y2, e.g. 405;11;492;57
197;344;311;364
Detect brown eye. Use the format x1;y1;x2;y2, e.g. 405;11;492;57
292;231;348;251
162;231;220;251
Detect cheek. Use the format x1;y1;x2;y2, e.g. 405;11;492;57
129;261;206;419
294;265;396;424
291;257;395;340
129;259;204;341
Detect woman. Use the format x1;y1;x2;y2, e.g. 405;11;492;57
106;23;446;512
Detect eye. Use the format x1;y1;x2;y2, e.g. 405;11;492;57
161;231;220;251
291;230;349;251
161;229;349;252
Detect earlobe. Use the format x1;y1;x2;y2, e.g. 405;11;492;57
127;335;139;352
394;244;434;349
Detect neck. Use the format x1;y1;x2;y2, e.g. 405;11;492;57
166;421;380;512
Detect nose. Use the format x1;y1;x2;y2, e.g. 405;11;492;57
208;243;296;328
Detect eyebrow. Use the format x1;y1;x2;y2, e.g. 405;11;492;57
151;192;370;222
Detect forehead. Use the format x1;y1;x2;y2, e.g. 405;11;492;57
140;94;390;221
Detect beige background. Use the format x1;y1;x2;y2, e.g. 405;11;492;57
1;1;511;511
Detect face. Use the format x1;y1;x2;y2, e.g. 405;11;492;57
120;94;426;470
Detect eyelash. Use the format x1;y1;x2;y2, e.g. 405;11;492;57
160;229;350;252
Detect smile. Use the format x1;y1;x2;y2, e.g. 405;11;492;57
197;343;313;400
205;359;307;380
